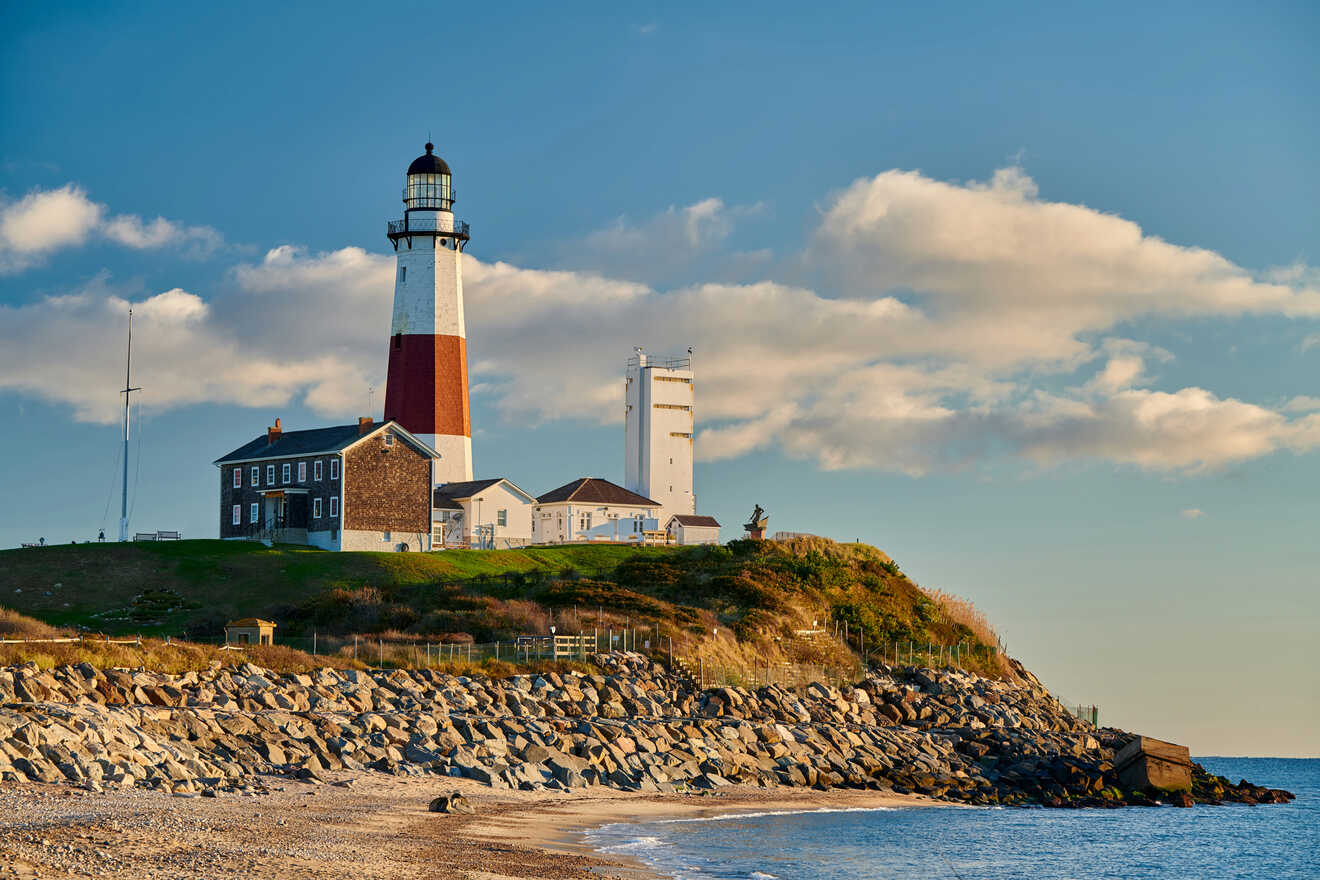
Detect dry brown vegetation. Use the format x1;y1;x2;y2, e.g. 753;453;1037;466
0;607;65;638
921;588;1001;648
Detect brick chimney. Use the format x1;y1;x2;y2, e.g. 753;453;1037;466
267;418;282;445
358;416;373;436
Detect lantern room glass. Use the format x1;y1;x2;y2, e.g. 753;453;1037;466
405;172;453;210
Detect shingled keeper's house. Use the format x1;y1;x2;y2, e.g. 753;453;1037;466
214;418;439;551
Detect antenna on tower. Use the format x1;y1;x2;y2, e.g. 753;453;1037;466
118;308;142;542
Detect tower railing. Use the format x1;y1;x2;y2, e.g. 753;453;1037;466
388;218;470;238
627;354;691;371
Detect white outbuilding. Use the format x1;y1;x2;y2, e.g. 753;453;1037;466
665;514;721;546
432;478;535;549
532;477;661;544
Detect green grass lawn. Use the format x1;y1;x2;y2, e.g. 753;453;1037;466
0;539;680;637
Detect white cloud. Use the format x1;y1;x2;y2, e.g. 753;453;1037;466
813;166;1320;370
568;198;770;284
0;184;221;273
0;247;392;423
1283;395;1320;413
102;214;220;253
1181;508;1206;519
0;185;103;271
5;166;1320;477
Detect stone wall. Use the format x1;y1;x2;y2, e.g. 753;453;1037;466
0;656;1292;807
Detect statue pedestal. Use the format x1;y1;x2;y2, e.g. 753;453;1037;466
745;527;765;540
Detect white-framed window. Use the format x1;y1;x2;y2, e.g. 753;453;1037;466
298;461;307;481
282;463;291;484
231;505;241;525
384;433;394;447
497;509;507;527
313;497;322;518
232;468;242;488
329;496;339;518
250;465;259;485
314;459;323;481
266;465;275;485
249;502;259;524
383;530;391;541
330;458;339;480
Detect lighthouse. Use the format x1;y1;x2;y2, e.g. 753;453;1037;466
384;142;473;483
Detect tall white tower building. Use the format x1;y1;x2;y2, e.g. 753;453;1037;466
625;350;696;520
384;142;473;483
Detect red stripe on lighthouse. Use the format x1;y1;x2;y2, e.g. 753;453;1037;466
383;334;471;437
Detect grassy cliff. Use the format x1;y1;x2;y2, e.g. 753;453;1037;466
0;536;1004;675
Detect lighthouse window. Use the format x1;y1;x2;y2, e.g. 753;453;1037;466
399;266;406;283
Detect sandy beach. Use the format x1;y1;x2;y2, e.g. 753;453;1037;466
0;775;929;879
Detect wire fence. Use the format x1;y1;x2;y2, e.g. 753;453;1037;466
1056;697;1101;727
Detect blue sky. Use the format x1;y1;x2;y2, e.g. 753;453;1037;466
2;1;1317;755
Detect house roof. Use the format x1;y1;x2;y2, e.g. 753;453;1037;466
433;478;504;501
433;496;463;511
536;477;657;506
668;514;721;528
213;421;437;465
433;477;537;506
226;618;276;628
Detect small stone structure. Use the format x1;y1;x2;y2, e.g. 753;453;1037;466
1114;735;1192;792
225;618;276;647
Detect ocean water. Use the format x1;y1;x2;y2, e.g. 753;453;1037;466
587;758;1319;879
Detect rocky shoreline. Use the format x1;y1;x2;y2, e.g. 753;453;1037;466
0;653;1293;810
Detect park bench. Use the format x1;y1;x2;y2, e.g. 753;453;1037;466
133;532;157;542
20;542;41;548
156;530;181;540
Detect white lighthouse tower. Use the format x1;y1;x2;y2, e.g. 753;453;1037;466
384;142;473;483
625;349;696;521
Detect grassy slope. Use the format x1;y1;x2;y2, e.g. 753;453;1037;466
0;540;676;636
0;537;1003;675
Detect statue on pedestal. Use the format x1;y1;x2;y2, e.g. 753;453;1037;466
744;504;768;540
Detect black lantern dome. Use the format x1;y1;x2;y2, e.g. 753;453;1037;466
404;142;454;211
407;142;451;176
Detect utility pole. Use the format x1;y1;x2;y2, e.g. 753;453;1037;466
119;308;141;542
